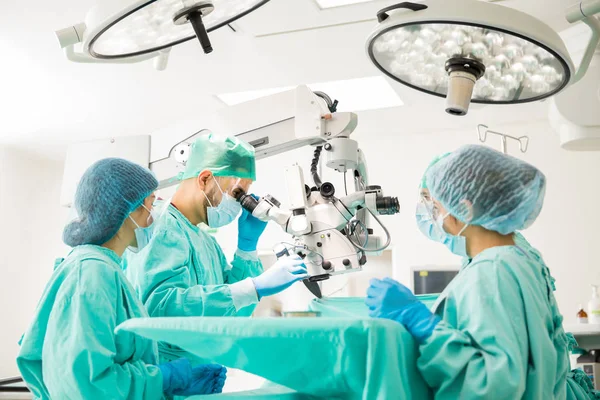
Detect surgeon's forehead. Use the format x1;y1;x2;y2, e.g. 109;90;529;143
234;178;252;191
221;177;252;192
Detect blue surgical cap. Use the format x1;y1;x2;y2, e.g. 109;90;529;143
420;152;451;190
63;158;158;247
426;145;546;235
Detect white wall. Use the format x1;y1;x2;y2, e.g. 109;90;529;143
214;110;600;324
0;147;67;378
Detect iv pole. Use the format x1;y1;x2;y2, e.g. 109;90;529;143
477;124;530;154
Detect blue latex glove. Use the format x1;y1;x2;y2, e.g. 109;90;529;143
238;196;268;252
159;358;227;396
173;364;227;396
365;277;440;343
252;254;308;298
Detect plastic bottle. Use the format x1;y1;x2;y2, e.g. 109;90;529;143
589;285;600;324
577;304;589;324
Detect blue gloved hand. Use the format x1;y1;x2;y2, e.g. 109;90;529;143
238;196;268;252
158;358;227;396
252;254;308;298
158;358;193;396
173;364;227;396
365;278;440;342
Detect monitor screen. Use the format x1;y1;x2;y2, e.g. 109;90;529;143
413;269;458;295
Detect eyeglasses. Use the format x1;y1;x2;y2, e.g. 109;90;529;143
419;193;444;221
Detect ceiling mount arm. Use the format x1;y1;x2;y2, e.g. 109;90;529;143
567;0;600;22
566;1;600;84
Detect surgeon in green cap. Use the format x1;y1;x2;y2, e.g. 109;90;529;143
125;133;308;363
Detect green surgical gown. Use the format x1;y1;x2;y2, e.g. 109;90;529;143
125;202;264;362
17;245;163;399
419;244;570;399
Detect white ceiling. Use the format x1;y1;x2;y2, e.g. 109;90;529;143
0;0;579;160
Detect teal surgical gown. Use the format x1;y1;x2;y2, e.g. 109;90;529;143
17;245;163;399
125;201;264;362
419;244;570;399
117;315;432;400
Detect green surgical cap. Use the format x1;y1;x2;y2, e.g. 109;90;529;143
180;133;256;181
420;152;451;190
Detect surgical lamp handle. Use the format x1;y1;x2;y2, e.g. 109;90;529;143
565;1;600;84
377;2;428;23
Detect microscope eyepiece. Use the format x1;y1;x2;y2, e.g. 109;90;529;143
376;196;400;215
233;190;246;201
237;193;259;213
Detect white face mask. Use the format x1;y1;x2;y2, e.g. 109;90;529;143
128;204;156;253
202;177;242;228
434;211;470;258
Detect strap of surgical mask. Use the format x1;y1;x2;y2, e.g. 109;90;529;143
202;190;214;208
202;176;238;207
214;176;242;198
457;223;469;236
438;211;469;236
129;204;154;228
129;215;141;229
212;176;226;195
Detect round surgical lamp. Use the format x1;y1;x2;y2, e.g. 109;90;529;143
55;0;269;70
365;0;600;116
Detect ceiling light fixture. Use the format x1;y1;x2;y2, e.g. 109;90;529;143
365;0;600;116
54;0;270;70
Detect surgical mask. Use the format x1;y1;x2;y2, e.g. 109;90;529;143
416;202;446;242
203;177;242;228
434;211;469;258
128;204;156;253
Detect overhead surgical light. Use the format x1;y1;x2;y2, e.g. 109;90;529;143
55;0;269;70
365;0;600;116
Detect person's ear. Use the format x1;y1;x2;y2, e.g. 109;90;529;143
448;199;473;235
197;170;213;191
456;199;474;224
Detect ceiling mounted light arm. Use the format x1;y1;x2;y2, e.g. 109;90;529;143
565;0;600;84
567;0;600;22
154;48;172;70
